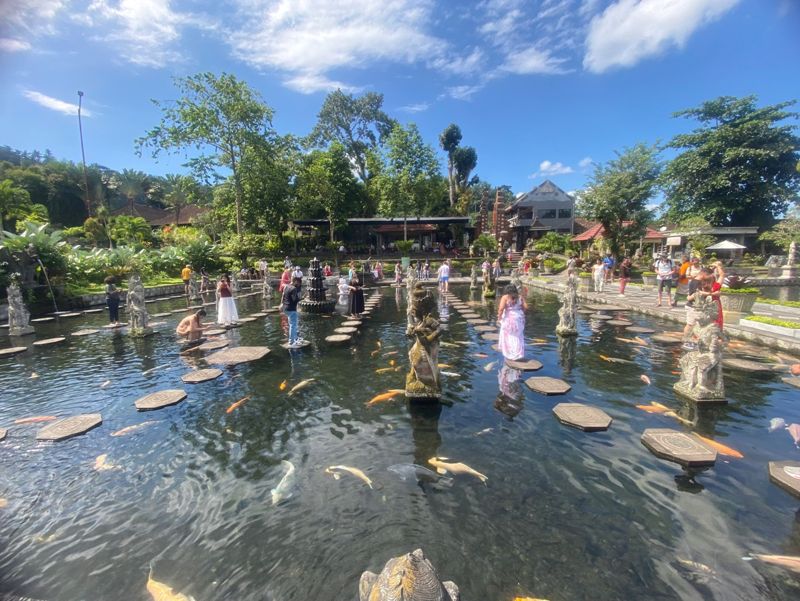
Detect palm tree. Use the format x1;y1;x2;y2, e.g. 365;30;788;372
114;169;150;214
162;174;198;224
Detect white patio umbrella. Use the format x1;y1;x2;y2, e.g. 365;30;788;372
706;240;747;250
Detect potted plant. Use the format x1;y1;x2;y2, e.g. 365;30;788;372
578;271;592;290
720;275;760;317
641;271;657;289
395;240;414;269
542;258;556;274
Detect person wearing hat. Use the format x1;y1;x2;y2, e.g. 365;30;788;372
654;253;676;307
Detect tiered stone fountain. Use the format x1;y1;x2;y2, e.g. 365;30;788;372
299;257;335;313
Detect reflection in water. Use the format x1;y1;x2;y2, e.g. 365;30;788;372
495;365;524;419
557;334;577;374
674;468;708;494
407;401;442;466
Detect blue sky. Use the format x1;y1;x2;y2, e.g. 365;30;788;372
0;0;798;197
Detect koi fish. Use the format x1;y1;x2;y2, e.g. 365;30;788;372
366;389;405;406
664;411;693;426
484;361;497;372
599;354;634;364
768;418;786;433
474;428;494;436
225;395;251;414
791;364;800;376
440;342;459;348
428;457;487;483
440;371;461;377
384;351;399;356
288;379;316;395
93;454;117;471
788;423;800;446
0;498;7;509
389;359;396;366
693;434;744;459
100;380;112;388
325;465;373;488
531;338;548;343
636;404;671;414
616;337;641;345
271;460;296;505
454;341;471;346
437;363;453;368
513;597;550;601
376;341;382;349
376;367;396;374
473;353;488;358
13;415;57;425
676;558;717;580
640;374;651;385
634;336;649;346
30;372;39;379
371;349;381;357
279;379;287;391
142;364;169;376
146;567;196;601
111;421;158;437
745;554;800;573
671;370;681;375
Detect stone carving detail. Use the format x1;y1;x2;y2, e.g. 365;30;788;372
406;283;444;399
469;264;478;290
7;283;34;336
405;268;418;335
126;274;151;337
359;549;460;601
556;273;578;336
187;274;200;301
262;266;272;299
674;298;724;401
482;262;496;298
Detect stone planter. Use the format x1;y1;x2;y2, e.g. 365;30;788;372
401;257;411;269
720;291;758;314
578;275;592;291
641;274;657;289
740;319;800;340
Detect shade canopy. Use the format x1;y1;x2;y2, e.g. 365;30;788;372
706;240;747;250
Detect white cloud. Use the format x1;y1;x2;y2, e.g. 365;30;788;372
531;160;573;178
399;102;430;113
443;84;484;101
0;1;66;36
501;45;570;74
578;156;593;169
283;73;361;94
584;0;741;73
0;38;32;52
23;90;92;117
430;47;485;76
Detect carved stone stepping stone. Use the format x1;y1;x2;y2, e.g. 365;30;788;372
0;427;5;441
280;340;312;350
194;339;230;352
590;314;613;320
33;337;66;348
768;461;800;499
83;308;103;314
36;413;102;441
505;359;543;371
335;326;359;335
103;323;126;329
341;320;362;327
207;346;271;365
606;320;633;327
641;428;717;467
722;358;774;373
462;313;480;319
474;325;497;332
553;403;612;431
151;312;172;318
626;326;656;334
326;334;352;344
30;317;55;323
0;346;28;358
181;368;223;383
525;376;571;395
651;334;682;345
782;377;800;388
481;332;500;341
135;389;187;411
204;328;226;336
56;312;82;318
237;317;257;324
71;329;99;337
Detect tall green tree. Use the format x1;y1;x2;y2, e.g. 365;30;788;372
674;215;715;256
0;179;31;231
136;72;276;237
439;123;462;207
114;169;151;213
663;95;800;229
577;143;661;259
308;90;395;183
161;174;202;224
759;206;800;252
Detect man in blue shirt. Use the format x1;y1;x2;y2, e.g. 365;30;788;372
602;253;615;283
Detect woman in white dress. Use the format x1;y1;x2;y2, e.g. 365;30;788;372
216;275;239;326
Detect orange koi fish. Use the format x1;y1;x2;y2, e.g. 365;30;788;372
225;396;251;414
746;554;800;573
636;404;671;414
437;363;453;369
389;359;396;366
279;379;288;391
473;353;488;358
693;434;744;459
366;389;405;407
111;421;158;437
370;349;381;357
14;416;57;425
384;351;399;356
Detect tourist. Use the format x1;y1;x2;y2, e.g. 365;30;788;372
322;262;333;277
374;260;383;280
258;258;268;279
492;258;502;279
591;258;605;292
283;256;292;270
711;260;726;285
278;268;291;294
199;268;210;293
104;276;121;326
497;284;528;360
654;254;676;307
337;275;350;305
348;273;365;318
677;255;691;296
618;257;632;296
438;259;451;293
423;261;431;279
216;275;239;326
181;264;192;296
281;275;305;348
603;253;615;283
693;268;723;331
394;262;403;284
176;309;206;342
292;265;303;280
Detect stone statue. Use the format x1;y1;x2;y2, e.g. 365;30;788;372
469;264;478;290
405;269;418;335
789;241;797;265
6;283;34;336
674;298;724;401
783;241;797;278
262;266;272;299
406;283;444;400
482;263;496;298
126;274;151;337
359;549;460;601
511;268;522;290
556;273;578;336
187;274;200;302
230;272;241;293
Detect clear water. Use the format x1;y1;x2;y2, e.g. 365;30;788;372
1;285;800;601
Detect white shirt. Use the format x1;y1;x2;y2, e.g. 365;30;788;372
292;268;303;279
438;264;450;278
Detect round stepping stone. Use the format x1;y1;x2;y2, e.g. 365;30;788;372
30;317;55;323
71;329;99;337
462;313;480;319
280;340;312;350
590;314;613;320
606;320;633;327
181;368;223;383
641;428;717;467
334;326;358;335
204;328;226;336
135;389;187;411
525;376;571;395
626;326;656;334
481;332;500;341
151;312;172;318
326;334;352;344
467;319;489;325
341;320;362;327
722;358;774;373
651;334;682;345
195;339;230;352
56;312;82;318
474;325;496;332
782;377;800;388
553;403;612;431
237;317;257;323
505;359;543;371
0;346;27;358
32;337;66;347
0;427;6;441
36;413;102;441
83;308;103;314
207;346;271;365
768;461;800;499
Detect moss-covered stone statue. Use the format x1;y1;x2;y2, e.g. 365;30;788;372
126;274;152;337
674;298;724;402
406;283;443;400
359;548;460;601
482;262;496;298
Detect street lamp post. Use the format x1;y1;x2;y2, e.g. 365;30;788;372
77;90;91;217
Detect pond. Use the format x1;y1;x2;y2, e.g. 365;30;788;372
1;285;800;601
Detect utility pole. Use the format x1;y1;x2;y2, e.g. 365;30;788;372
77;90;91;217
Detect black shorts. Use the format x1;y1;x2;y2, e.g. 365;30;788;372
658;278;672;292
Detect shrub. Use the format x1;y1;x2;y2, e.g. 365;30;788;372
395;240;414;254
743;316;800;329
720;287;761;294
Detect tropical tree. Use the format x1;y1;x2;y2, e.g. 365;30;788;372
674;216;715;256
578;143;661;259
136;72;276;238
107;216;154;248
439;123;462;207
663;95;800;229
759;206;800;252
0;179;32;230
162;174;202;224
114;169;151;212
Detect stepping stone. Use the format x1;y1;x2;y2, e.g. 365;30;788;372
553;403;612;431
467;319;489;325
341;320;362;327
768;461;800;500
264;308;281;313
586;304;628;311
481;332;500;341
722;358;774;373
0;427;5;441
782;377;800;388
577;309;595;315
36;414;102;441
335;326;359;335
281;340;312;350
0;346;27;358
626;326;656;334
505;359;543;371
83;308;103;314
326;334;352;344
606;320;633;327
590;314;613;320
30;317;55;323
204;328;226;336
135;389;187;411
525;376;571;395
56;312;82;318
207;346;271;365
474;325;497;332
197;339;230;352
651;334;682;345
237;317;257;323
641;428;717;467
71;329;99;337
32;337;66;347
250;312;267;318
103;323;126;329
181;368;223;383
151;312;172;318
171;309;188;314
